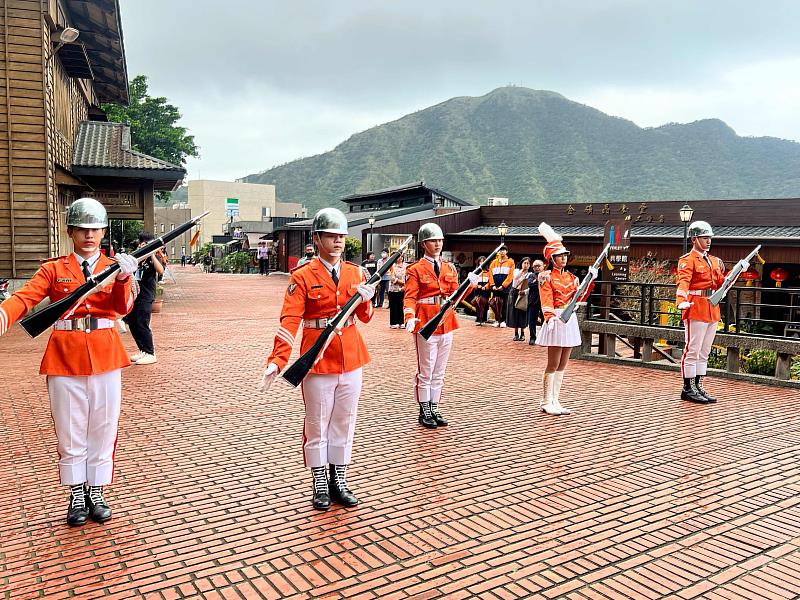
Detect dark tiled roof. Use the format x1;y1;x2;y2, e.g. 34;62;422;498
340;181;476;206
453;225;800;240
73;121;184;172
286;207;404;228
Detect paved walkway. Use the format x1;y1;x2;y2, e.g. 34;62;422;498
2;267;800;600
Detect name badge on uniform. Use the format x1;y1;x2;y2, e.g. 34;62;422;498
56;278;73;283
310;285;323;290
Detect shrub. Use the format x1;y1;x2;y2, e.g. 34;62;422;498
743;349;777;376
220;251;251;274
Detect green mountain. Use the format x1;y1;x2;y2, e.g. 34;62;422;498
241;87;800;213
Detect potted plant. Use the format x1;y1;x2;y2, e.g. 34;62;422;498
152;284;164;313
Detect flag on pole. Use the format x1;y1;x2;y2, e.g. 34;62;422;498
189;228;201;248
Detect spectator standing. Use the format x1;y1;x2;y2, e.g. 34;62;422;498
361;252;377;285
180;253;187;267
473;256;491;325
124;232;165;366
375;248;391;308
527;259;545;345
202;252;213;273
297;244;315;267
507;257;531;341
388;254;407;328
487;246;514;327
257;241;271;275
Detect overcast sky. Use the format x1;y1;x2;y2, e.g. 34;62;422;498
119;0;800;183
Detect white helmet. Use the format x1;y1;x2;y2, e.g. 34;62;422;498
688;220;714;238
312;207;348;235
418;223;444;243
66;197;108;228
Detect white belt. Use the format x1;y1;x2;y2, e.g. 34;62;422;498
303;316;355;329
53;317;115;331
417;296;444;305
688;289;715;297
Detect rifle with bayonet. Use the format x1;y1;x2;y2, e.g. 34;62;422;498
282;235;414;387
418;244;504;340
19;211;210;338
709;245;763;306
559;243;611;323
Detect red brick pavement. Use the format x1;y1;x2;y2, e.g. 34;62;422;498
2;267;800;599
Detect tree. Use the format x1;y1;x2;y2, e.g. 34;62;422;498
345;237;362;261
102;75;199;167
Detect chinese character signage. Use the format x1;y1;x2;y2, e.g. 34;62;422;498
604;217;631;282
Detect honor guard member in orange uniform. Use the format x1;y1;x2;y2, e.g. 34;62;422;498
0;198;138;526
535;223;595;415
676;221;732;404
260;208;376;510
403;223;479;428
487;246;514;327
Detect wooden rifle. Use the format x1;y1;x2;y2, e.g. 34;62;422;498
282;235;413;387
19;211;210;338
418;244;504;340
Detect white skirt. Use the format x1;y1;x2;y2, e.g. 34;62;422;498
535;309;582;347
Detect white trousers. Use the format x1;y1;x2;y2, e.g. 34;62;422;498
681;319;718;378
414;332;453;405
301;368;361;468
47;370;122;486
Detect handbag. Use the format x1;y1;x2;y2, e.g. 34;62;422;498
514;289;529;311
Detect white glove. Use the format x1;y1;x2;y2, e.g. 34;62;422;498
114;253;138;279
356;282;376;302
587;266;599;279
677;301;693;310
467;272;480;286
405;318;420;333
259;363;280;392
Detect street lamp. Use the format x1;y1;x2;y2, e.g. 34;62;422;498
47;27;80;62
497;221;508;244
679;204;694;254
368;214;375;254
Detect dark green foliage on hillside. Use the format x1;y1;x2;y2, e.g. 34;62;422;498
242;87;800;213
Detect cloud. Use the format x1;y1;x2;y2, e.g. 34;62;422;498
119;0;800;181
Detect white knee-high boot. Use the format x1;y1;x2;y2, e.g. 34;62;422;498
541;372;560;415
552;370;571;415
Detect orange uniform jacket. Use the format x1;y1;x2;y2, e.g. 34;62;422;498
488;256;515;290
675;250;725;323
0;254;134;376
403;258;463;335
267;259;373;374
539;268;590;320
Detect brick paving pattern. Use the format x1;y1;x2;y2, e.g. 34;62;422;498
2;267;800;599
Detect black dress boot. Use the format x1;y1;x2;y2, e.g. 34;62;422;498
329;464;359;507
86;485;113;523
311;466;330;511
695;376;717;403
681;377;709;404
418;402;438;429
430;404;449;426
66;484;89;527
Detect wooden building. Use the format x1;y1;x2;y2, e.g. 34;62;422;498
0;0;184;278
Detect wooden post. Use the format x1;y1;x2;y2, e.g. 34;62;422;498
726;347;740;373
642;338;654;363
605;333;616;358
775;353;791;380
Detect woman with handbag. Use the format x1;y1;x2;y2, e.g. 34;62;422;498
388;255;407;328
507;257;531;341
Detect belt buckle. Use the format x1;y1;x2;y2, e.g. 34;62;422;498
77;316;91;331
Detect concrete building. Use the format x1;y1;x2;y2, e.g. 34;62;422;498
154;205;192;261
187;180;304;247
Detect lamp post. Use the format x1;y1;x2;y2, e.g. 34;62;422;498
679;204;694;254
368;214;375;255
497;221;508;245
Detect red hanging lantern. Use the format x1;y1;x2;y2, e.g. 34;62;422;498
770;267;789;288
739;268;759;287
669;264;678;276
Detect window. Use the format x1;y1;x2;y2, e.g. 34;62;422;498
171;246;175;256
170;224;175;231
160;224;165;233
181;246;186;255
